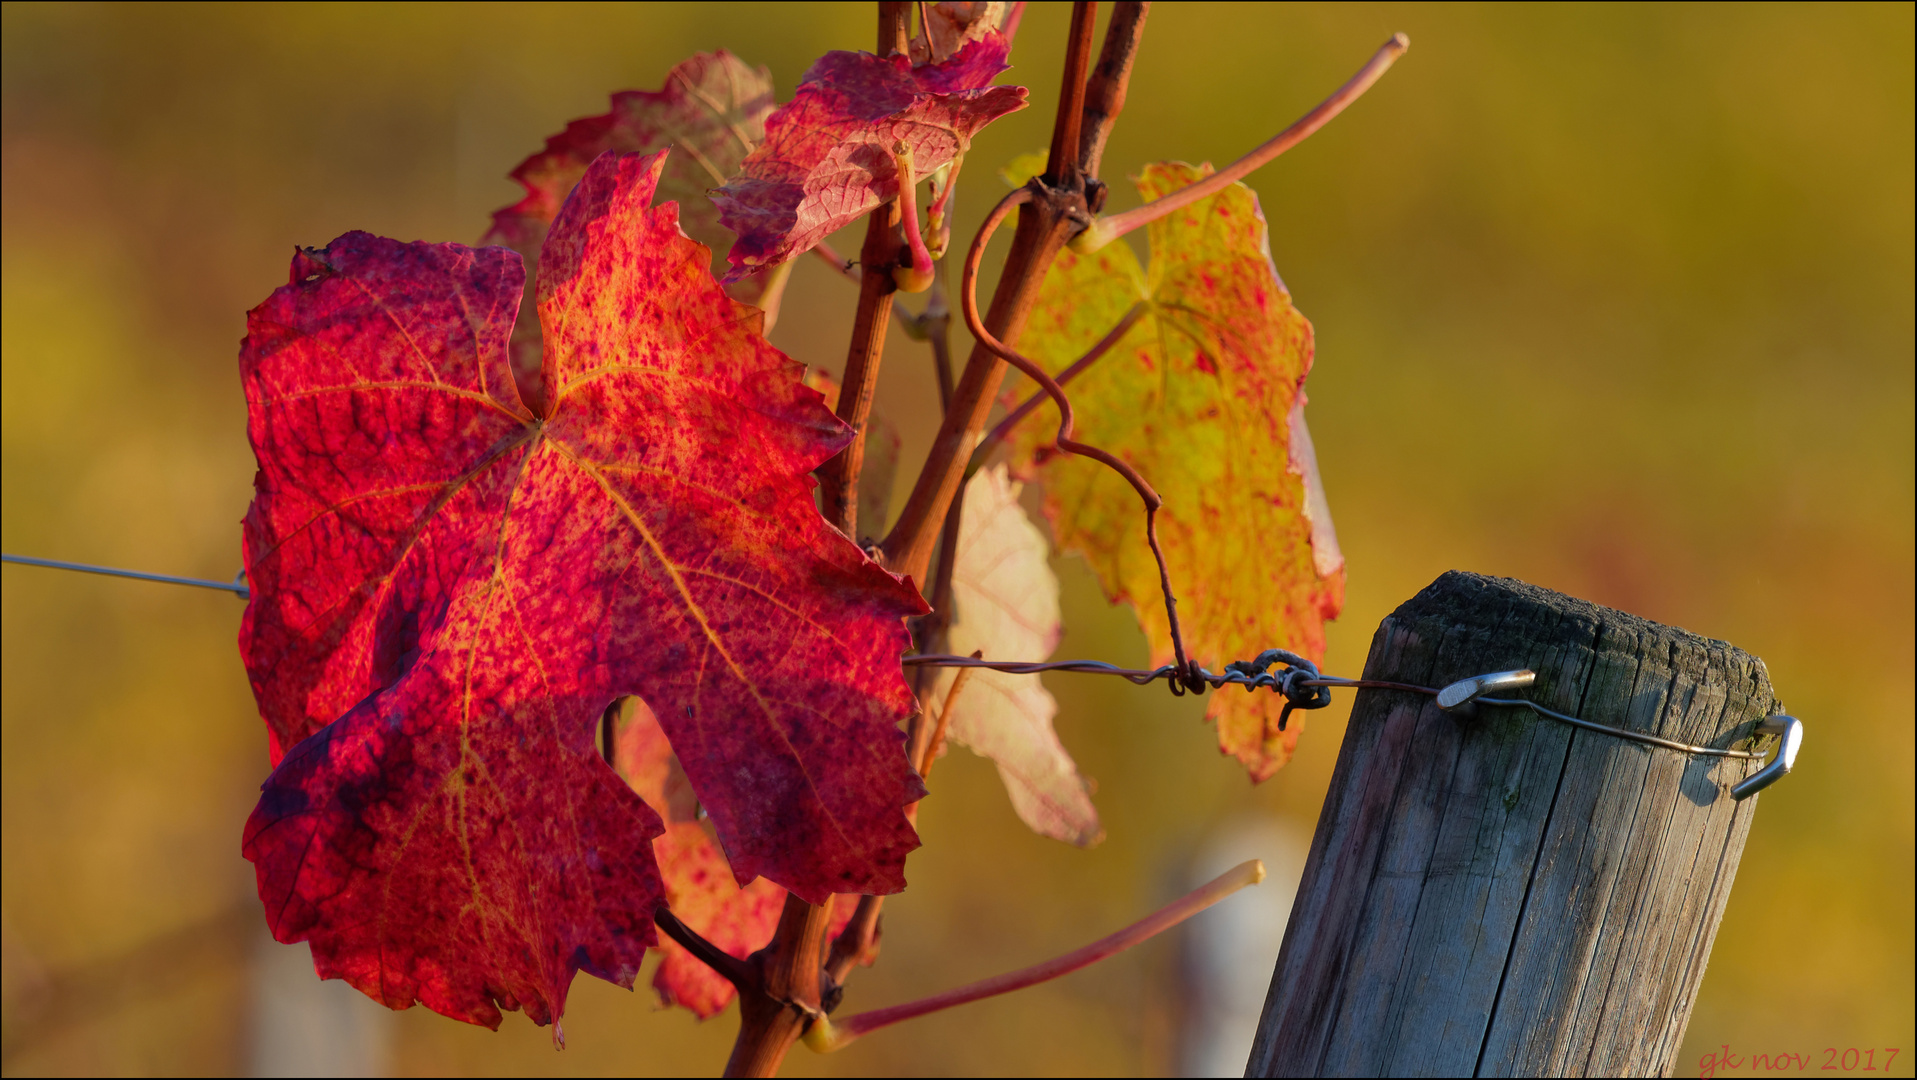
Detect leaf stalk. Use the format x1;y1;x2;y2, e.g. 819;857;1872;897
816;201;903;539
805;860;1267;1052
655;906;755;990
917;651;979;779
891;144;937;293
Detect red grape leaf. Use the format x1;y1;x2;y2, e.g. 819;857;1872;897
932;464;1101;845
238;149;927;1031
483;51;776;401
1011;162;1346;781
711;36;1026;280
606;696;857;1019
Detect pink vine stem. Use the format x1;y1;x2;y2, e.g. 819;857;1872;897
892;144;937;291
805;859;1267;1052
1074;33;1409;253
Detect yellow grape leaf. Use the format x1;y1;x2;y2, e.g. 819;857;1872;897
933;464;1101;845
1009;161;1346;781
997;148;1048;189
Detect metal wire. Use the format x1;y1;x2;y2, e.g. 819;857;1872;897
902;653;1765;760
2;554;1768;764
905;653;1463;696
2;553;248;598
1475;696;1760;759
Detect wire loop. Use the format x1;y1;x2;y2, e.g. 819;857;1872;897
1222;648;1332;730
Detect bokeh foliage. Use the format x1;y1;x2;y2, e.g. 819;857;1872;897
3;3;1910;1075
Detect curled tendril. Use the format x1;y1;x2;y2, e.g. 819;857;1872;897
959;184;1202;691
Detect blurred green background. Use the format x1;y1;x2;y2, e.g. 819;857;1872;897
2;2;1910;1076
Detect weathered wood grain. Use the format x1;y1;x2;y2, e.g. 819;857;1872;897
1247;571;1776;1078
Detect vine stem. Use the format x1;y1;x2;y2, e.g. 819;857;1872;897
1075;32;1409;253
733;7;1146;1071
905;270;964;770
878;185;1081;583
833;263;959;995
723;894;835;1077
806;860;1267;1052
815;200;902;539
882;0;912;57
880;0;1126;586
1076;2;1149;181
916;650;978;780
825;894;884;986
721;13;915;1076
1043;1;1099;186
922;270;954;410
828;0;1116;1018
957;190;1201;686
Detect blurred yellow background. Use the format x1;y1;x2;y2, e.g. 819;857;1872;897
2;3;1909;1077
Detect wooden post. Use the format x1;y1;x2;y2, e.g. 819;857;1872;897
1248;571;1779;1078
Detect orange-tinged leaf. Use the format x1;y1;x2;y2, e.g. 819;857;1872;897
1010;162;1345;781
933;464;1101;844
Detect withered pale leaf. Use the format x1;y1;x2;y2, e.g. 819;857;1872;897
935;464;1101;845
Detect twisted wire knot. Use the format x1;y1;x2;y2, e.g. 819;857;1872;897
1223;649;1333;731
1166;658;1208;696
